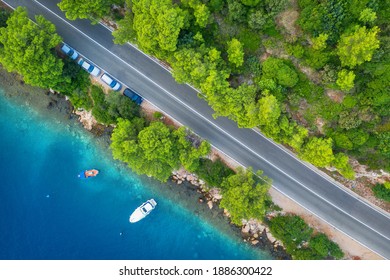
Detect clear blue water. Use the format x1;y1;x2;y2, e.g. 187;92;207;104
0;89;271;260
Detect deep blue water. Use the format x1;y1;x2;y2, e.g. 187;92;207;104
0;89;271;260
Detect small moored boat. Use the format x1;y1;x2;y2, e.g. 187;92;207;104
78;169;99;179
129;199;157;223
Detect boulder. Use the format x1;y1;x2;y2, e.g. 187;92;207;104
207;201;213;209
242;224;250;234
251;240;259;245
177;180;183;185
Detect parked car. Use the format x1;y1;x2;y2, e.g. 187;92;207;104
100;73;121;91
123;88;143;105
78;59;101;77
60;43;78;60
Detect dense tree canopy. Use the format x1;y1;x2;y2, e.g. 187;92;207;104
0;7;66;89
336;69;355;91
111;119;210;182
337;26;380;68
220;167;270;225
58;0;122;21
131;0;188;55
301;137;335;168
227;38;244;68
261;57;299;87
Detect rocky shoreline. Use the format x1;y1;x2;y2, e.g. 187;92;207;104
171;167;291;260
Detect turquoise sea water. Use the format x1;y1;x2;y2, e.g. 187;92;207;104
0;89;271;260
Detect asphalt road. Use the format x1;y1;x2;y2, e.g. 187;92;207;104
4;0;390;258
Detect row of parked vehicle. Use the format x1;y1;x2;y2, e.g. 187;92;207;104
60;43;143;105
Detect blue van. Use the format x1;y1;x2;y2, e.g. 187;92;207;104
123;88;143;105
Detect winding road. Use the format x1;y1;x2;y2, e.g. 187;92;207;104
3;0;390;259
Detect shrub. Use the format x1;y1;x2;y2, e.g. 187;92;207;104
194;158;234;186
268;214;313;252
372;183;390;202
90;85;116;124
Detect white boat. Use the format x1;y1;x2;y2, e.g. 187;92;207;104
129;199;157;223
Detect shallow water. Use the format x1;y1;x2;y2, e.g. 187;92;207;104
0;89;272;260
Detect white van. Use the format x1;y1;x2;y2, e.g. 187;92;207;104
100;73;121;91
78;59;101;77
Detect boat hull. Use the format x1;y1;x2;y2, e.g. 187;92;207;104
78;169;99;179
129;199;157;223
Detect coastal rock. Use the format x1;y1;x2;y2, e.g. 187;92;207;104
208;188;222;201
198;198;204;203
241;224;250;234
267;231;277;244
177;180;183;185
74;109;97;131
251;240;259;246
207;201;213;210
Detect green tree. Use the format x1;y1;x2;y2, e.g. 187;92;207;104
311;33;328;51
111;120;180;182
113;11;136;44
132;0;187;55
338;111;361;130
174;127;210;172
105;91;140;121
377;132;390;157
241;0;261;7
58;0;117;21
262;57;298;87
110;117;146;161
258;93;281;137
171;47;223;88
268;214;313;252
220;167;270;225
301;137;335;167
332;153;355;180
90;85;116;124
337;26;380;68
136;121;181;181
211;84;258;128
227;38;244;68
194;158;234;186
248;10;268;31
0;7;66;90
193;4;210;28
336;69;355;91
309;233;344;259
372;183;390;202
279;116;308;151
359;8;377;24
227;0;247;23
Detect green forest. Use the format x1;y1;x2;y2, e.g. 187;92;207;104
56;0;390;180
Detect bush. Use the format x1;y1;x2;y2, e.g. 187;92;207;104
261;57;299;88
105;91;140;121
268;214;344;259
372;183;390;202
90;85;116;124
194;158;234;186
268;214;313;252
